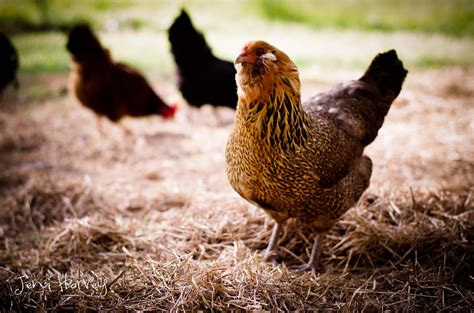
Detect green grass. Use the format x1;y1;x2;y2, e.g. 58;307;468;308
4;0;473;36
0;0;137;31
14;32;69;74
3;0;474;77
415;56;471;68
255;0;474;37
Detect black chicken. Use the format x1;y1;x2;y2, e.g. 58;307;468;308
168;9;237;110
0;33;19;95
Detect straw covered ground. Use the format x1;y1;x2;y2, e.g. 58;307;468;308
0;65;473;311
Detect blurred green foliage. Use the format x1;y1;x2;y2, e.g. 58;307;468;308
257;0;474;37
0;0;140;31
1;0;472;76
1;0;472;36
14;32;69;74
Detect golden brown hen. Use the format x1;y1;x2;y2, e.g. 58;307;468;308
226;41;407;272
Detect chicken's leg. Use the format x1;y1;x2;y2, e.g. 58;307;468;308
118;122;134;138
291;235;323;273
263;223;282;262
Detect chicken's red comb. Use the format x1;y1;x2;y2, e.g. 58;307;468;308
162;103;178;120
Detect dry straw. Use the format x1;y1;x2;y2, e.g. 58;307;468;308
0;67;473;311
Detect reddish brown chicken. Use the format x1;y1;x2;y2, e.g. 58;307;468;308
226;41;407;272
66;24;176;125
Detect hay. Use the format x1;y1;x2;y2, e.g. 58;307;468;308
0;67;473;311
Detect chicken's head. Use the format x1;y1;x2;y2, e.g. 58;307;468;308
234;41;300;103
66;24;103;60
160;103;178;120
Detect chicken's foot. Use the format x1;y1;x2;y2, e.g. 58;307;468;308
291;235;323;273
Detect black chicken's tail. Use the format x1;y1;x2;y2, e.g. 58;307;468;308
304;49;407;147
360;50;407;104
355;50;407;146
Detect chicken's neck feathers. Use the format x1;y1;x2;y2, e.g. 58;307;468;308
73;48;112;73
237;73;311;151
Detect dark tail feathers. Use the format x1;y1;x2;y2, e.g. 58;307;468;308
356;50;407;146
360;50;407;103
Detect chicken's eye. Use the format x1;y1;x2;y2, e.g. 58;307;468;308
255;48;264;56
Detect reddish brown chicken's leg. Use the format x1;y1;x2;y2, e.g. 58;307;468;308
118;122;134;137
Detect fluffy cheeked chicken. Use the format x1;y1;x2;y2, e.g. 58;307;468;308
67;24;176;126
226;41;407;272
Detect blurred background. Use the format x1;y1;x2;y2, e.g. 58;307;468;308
1;0;473;91
1;2;473;310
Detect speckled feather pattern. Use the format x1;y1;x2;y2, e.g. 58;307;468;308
226;41;406;232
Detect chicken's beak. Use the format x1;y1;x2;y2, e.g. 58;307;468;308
235;51;256;65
